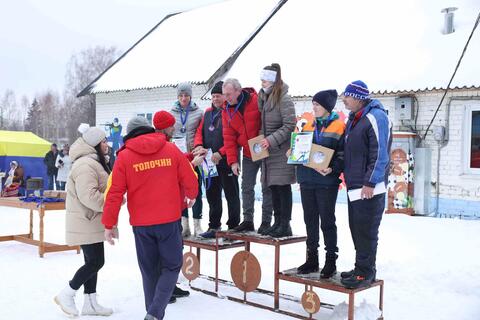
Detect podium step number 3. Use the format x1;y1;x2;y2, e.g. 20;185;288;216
182;252;200;281
230;251;261;292
302;289;321;317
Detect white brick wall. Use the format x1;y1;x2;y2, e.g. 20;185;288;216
95;87;480;201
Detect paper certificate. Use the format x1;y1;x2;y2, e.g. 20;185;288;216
201;149;219;178
172;137;187;153
347;182;387;202
287;132;313;164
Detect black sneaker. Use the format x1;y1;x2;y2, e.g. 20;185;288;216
268;221;292;238
257;221;271;235
168;296;177;304
340;269;355;279
172;285;190;298
340;273;374;289
232;220;255;232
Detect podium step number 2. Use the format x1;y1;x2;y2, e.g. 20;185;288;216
182;252;200;281
230;250;261;292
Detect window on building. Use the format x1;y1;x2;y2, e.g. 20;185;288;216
464;106;480;173
137;113;153;125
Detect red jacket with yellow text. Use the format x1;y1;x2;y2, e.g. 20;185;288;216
102;132;198;229
221;88;261;165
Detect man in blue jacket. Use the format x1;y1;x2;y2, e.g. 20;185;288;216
340;80;392;289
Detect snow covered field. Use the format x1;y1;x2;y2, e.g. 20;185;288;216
1;200;479;319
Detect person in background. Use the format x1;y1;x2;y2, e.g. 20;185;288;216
295;89;345;278
2;160;24;197
44;143;60;190
102;116;198;320
193;81;241;238
257;64;296;237
54;124;113;317
171;82;204;237
221;78;273;233
55;144;72;190
340;80;392;289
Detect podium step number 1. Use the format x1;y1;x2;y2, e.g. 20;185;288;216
230;250;262;295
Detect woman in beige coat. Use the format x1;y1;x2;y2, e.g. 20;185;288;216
54;124;113;317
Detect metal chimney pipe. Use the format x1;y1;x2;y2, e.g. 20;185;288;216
441;7;458;34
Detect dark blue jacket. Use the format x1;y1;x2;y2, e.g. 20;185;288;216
296;113;345;188
344;99;392;190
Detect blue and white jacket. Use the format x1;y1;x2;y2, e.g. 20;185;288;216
344;99;392;190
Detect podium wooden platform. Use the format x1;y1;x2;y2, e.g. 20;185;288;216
183;236;245;292
279;268;384;320
216;231;307;310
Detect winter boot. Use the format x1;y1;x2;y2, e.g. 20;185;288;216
54;285;79;316
320;254;337;279
200;228;219;239
297;249;319;274
168;296;177;304
172;285;190;298
232;220;255;233
269;220;292;238
181;216;191;238
193;219;204;237
263;217;281;236
257;221;271;235
82;293;113;316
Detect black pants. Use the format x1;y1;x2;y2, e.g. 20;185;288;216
70;242;105;294
206;163;240;230
270;185;292;222
182;166;203;219
348;193;385;277
300;186;339;257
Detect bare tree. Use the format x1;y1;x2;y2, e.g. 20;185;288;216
0;89;23;130
64;46;120;142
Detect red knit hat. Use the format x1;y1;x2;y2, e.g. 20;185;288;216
153;111;175;130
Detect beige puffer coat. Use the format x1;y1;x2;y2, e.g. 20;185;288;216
65;138;109;246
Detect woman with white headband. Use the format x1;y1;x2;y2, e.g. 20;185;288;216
257;63;296;237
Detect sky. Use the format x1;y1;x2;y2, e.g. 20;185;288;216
0;0;223;100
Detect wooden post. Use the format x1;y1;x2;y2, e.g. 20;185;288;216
348;292;355;320
39;207;45;258
29;209;33;239
379;282;384;312
215;236;219;293
274;243;280;310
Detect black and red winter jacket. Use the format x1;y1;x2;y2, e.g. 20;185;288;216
102;131;198;229
221;88;261;165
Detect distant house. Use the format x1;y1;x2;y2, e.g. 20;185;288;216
79;0;480;218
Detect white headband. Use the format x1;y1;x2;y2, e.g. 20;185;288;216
260;69;277;82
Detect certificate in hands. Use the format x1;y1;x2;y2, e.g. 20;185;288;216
287;132;313;164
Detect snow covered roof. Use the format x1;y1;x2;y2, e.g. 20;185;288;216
82;0;480;97
82;0;283;95
223;0;480;96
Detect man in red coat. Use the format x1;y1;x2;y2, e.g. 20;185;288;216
221;78;273;233
102;116;198;320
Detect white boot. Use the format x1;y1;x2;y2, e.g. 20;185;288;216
193;219;204;237
82;293;113;316
182;216;191;238
54;285;79;316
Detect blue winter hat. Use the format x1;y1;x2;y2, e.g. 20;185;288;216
342;80;370;100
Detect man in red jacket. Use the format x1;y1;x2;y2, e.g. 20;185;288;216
102;116;198;320
221;78;273;233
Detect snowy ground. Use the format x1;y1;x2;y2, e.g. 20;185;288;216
1;200;480;320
